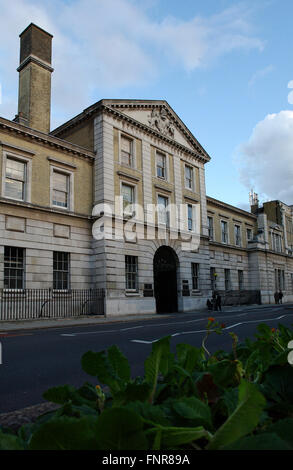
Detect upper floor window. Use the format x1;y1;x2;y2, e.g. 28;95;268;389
234;225;241;247
157;194;169;226
185;165;194;190
272;233;282;252
247;228;253;242
121;182;135;215
187;204;194;231
156;151;167;179
208;216;214;240
121;135;134;167
5;157;27;201
52;170;70;209
4;246;25;289
221;220;228;244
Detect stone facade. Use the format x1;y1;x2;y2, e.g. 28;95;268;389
0;23;292;318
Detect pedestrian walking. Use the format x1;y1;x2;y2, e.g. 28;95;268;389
206;299;212;311
274;291;279;304
212;292;217;311
278;290;283;304
216;293;222;312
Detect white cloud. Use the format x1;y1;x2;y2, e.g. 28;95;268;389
248;65;274;87
0;0;264;127
237;110;293;204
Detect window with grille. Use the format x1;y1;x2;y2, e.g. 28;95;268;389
274;268;285;290
52;170;69;208
156;152;167;179
53;252;70;290
210;267;216;291
185;165;194;190
191;263;199;290
121;135;133;167
4;246;25;289
5;157;26;201
238;270;244;290
224;269;231;290
125;255;138;291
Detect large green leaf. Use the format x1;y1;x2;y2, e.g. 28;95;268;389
0;430;25;450
207;380;266;450
171;397;213;430
176;343;205;373
160;425;212;448
28;416;100;450
81;346;130;394
224;433;293;450
144;336;171;403
265;419;293;448
108;345;131;383
208;359;241;388
261;364;293;404
95;407;148;450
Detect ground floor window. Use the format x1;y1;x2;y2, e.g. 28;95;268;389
210;267;216;291
191;263;199;290
53;251;70;290
125;255;138;291
238;270;244;290
224;268;231;290
274;268;285;291
4;246;25;289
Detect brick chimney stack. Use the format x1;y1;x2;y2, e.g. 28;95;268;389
14;23;53;134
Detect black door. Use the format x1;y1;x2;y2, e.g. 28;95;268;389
153;246;178;314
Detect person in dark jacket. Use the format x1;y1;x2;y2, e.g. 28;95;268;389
216;293;222;312
278;290;283;304
274;291;279;304
206;299;212;311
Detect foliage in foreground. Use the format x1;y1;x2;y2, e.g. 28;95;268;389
1;319;293;450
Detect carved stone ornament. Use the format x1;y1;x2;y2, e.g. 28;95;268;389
148;107;175;138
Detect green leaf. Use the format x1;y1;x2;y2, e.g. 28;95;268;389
28;416;100;450
81;350;121;394
224;433;293;450
176;343;205;373
261;364;293;404
207;380;266;450
95;407;148;450
172;397;213;430
208;360;241;388
160;425;211;448
108;345;131;383
126;401;171;426
144;336;171;402
0;430;25;450
265;418;293;448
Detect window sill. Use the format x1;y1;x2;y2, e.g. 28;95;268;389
125;291;140;297
191;290;202;296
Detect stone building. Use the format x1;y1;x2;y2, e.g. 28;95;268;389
0;23;292;318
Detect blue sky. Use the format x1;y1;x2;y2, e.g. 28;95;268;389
0;0;293;209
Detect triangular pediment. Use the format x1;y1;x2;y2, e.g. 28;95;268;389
103;100;210;161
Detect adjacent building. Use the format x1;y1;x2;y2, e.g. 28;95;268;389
0;23;292;319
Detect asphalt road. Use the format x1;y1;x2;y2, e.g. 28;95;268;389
1;305;293;413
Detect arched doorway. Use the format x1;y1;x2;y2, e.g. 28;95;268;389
153;246;178;314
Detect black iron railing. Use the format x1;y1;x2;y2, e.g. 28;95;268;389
0;288;105;321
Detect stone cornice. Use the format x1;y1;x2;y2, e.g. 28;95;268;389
207;195;257;220
51;100;211;164
0;117;95;162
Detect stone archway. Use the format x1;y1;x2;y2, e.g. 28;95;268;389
153;245;178;314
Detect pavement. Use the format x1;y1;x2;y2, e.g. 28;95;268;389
0;302;290;332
